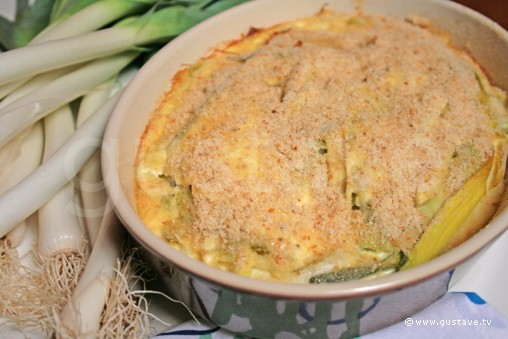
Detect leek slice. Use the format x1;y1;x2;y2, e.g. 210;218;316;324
403;141;506;269
310;251;406;283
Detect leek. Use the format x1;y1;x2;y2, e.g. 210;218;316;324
0;91;122;237
0;0;146;99
0;65;79;109
0;51;138;148
12;105;87;334
56;199;196;337
0;78;27;100
0;0;247;85
0;0;54;49
403;143;506;269
0;122;43;247
57;200;143;337
37;104;85;259
310;251;407;283
0;64;46;331
76;78;119;247
33;0;156;43
0;0;249;335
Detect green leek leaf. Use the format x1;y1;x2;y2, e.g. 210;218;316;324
49;0;97;23
12;0;55;48
0;15;14;51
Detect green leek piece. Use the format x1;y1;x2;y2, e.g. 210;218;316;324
402;150;502;269
310;266;377;284
310;251;406;283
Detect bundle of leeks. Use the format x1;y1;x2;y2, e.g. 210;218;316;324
0;0;245;337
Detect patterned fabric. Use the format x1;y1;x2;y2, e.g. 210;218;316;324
153;222;508;339
154;292;508;338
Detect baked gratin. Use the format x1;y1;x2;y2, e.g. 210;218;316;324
134;9;508;283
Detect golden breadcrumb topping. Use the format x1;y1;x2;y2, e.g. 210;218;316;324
135;10;507;282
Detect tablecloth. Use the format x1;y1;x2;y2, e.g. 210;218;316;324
153;292;508;338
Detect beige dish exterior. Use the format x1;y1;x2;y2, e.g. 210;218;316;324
102;0;508;337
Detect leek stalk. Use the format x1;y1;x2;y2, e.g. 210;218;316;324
0;122;43;247
0;0;247;85
76;78;119;247
0;91;122;237
0;51;138;148
33;0;157;43
37;104;84;259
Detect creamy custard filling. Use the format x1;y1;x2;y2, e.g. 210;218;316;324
134;10;508;283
